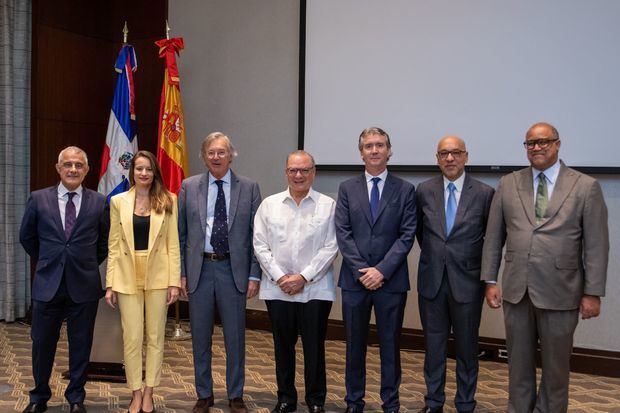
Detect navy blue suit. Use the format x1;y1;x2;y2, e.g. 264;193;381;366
335;173;416;412
20;185;109;404
416;174;494;412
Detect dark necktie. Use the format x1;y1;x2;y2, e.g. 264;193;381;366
65;192;77;238
446;182;457;235
370;177;381;221
210;180;229;254
535;172;548;223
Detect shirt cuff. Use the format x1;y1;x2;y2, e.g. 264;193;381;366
485;280;497;284
249;276;261;282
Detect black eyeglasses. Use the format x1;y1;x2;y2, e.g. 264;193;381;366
523;138;559;150
437;150;466;160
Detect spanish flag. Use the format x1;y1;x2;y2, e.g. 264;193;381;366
155;37;188;195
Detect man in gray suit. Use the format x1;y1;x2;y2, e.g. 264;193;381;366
482;122;609;413
179;132;262;413
415;136;494;413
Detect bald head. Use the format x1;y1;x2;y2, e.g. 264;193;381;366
436;135;468;181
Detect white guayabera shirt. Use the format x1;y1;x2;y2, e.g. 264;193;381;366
253;188;338;303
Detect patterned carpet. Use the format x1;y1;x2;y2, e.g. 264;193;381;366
1;321;619;412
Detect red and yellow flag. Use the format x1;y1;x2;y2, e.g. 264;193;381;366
156;37;188;195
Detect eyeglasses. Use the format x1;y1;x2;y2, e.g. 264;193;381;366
437;150;466;160
523;138;558;150
206;150;229;159
286;168;314;176
60;162;86;170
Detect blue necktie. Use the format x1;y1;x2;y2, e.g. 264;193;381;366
446;182;457;236
370;177;380;221
65;192;77;238
210;180;229;254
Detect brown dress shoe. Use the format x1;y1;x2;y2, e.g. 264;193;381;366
229;397;248;413
193;396;215;413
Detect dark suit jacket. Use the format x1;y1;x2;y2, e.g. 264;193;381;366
416;174;494;303
481;162;609;309
19;185;109;303
178;170;262;294
335;172;416;292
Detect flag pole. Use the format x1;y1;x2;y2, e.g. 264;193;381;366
123;21;128;44
160;20;191;341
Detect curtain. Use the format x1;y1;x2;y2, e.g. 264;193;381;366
0;0;31;321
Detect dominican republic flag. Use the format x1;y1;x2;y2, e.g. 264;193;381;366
98;44;138;200
156;37;188;195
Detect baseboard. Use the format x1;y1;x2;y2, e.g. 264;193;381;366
245;309;620;378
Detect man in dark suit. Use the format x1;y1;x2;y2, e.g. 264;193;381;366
415;136;494;413
335;127;416;413
482;122;609;413
19;146;109;413
178;132;262;413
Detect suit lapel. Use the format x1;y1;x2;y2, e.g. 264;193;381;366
198;173;209;235
228;171;240;230
451;174;474;235
516;168;536;226
430;176;447;239
355;174;373;225
147;209;164;259
49;186;65;238
544;162;578;222
374;174;395;223
121;189;135;257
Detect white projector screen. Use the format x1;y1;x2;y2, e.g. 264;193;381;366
303;0;620;170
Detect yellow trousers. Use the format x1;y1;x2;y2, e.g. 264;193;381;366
117;250;168;390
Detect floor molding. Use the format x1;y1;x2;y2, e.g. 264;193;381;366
246;308;620;378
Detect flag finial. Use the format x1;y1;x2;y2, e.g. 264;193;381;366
123;21;128;43
166;20;170;40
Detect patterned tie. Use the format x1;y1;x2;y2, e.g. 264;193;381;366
535;172;548;223
210;180;229;254
65;192;77;238
446;183;457;236
370;177;381;221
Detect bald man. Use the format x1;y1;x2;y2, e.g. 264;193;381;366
415;136;494;413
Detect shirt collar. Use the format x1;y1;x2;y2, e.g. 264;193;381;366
284;187;317;204
443;172;466;192
365;169;388;183
208;169;231;185
532;159;561;185
58;182;83;197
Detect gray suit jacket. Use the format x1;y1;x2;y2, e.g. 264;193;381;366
416;174;494;303
178;170;262;294
481;162;609;310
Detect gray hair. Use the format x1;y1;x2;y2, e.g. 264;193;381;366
286;150;315;168
57;146;89;165
358;127;392;151
200;132;238;159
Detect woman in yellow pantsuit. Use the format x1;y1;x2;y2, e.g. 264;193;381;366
105;150;180;413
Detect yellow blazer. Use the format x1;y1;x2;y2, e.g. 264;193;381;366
106;187;181;294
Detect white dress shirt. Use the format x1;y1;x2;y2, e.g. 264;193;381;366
365;169;389;200
204;170;231;253
57;183;83;230
532;159;561;203
443;172;466;209
254;188;338;302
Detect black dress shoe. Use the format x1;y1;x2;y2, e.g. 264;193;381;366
308;406;324;413
70;403;87;413
22;403;47;413
272;402;297;413
418;407;443;413
344;407;362;413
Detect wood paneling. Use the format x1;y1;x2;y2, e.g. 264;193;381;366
31;0;167;191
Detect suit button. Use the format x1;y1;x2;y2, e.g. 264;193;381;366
124;252;128;255
66;243;70;247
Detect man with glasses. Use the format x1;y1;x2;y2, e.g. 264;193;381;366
179;132;262;413
415;136;494;413
254;150;338;413
20;146;109;413
335;127;416;413
482;122;609;412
